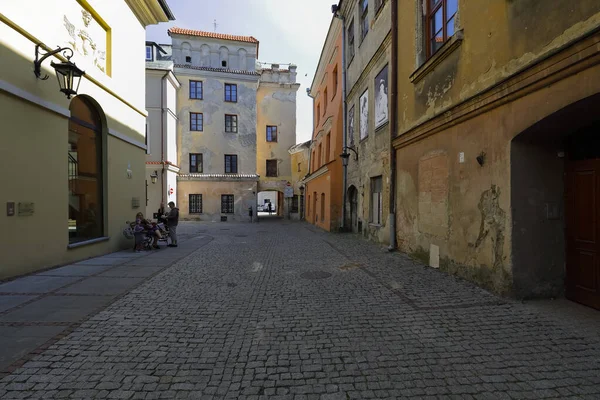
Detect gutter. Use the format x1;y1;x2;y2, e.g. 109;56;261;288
336;9;348;232
158;0;176;20
388;0;398;250
160;70;169;205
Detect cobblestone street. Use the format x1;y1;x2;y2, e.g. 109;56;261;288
1;220;600;399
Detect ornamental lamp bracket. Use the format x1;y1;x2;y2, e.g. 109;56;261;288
34;44;85;99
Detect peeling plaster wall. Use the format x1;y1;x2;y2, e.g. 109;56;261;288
394;61;600;295
397;1;600;135
346;49;391;244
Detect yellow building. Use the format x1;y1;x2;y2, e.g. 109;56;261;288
392;0;600;307
0;0;174;279
288;140;311;220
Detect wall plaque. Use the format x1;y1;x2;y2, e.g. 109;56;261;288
18;202;34;216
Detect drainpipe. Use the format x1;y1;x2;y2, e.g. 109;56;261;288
306;88;315;219
160;70;169;206
333;7;348;232
388;0;398;251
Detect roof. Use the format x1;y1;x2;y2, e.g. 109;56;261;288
168;27;259;44
288;140;312;154
174;64;260;76
158;0;175;20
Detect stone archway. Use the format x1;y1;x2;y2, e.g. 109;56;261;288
511;93;600;308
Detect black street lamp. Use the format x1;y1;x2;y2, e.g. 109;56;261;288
150;171;159;184
339;146;359;166
34;44;85;99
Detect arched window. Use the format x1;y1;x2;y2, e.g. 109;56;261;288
200;44;210;67
68;96;103;243
238;48;247;70
181;42;192;64
219;46;229;68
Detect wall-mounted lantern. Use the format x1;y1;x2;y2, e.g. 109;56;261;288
340;146;359;167
476;152;486;167
34;44;85;99
150;171;159;184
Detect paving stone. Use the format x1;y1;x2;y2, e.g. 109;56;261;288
0;221;598;399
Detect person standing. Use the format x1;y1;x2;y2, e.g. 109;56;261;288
166;201;179;247
267;202;272;216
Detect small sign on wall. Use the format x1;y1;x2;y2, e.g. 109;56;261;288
18;202;34;216
6;202;15;216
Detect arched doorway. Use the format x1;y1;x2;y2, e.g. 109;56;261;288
347;185;358;233
257;190;282;219
68;96;104;243
511;93;600;309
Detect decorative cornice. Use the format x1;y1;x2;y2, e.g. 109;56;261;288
393;28;600;150
178;173;260;182
125;0;174;27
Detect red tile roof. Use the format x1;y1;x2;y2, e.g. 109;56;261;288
168;27;259;44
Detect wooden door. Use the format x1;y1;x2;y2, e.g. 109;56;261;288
565;159;600;310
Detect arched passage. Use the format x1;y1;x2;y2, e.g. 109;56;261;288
511;93;600;309
68;96;105;243
257;190;283;219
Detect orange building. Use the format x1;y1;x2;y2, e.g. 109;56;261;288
304;18;343;231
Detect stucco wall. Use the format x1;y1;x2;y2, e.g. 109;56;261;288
0;0;151;278
176;71;259;175
177;180;256;222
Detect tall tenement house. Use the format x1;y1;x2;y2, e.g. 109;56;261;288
325;0;600;308
166;28;298;222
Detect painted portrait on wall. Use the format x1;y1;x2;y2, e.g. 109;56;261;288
348;106;355;146
359;90;368;140
374;65;389;129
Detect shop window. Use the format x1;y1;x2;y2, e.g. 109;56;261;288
68;96;103;244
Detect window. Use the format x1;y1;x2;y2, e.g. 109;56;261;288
224;154;238;173
225;83;237;102
348;20;355;61
190;81;203;99
333;66;338;97
371;176;383;224
189;153;203;173
375;0;385;14
325;134;331;162
318;144;322;167
145;45;152;61
312;150;316;171
323;88;328;114
189;194;202;214
307;195;311;216
221;195;234;214
266;159;278;177
316;104;320;125
190;113;203;131
222;60;227;67
427;0;458;56
225;114;238;133
266;125;278;142
185;56;191;63
297;162;301;172
360;0;369;41
68;97;103;244
291;195;299;213
320;193;325;222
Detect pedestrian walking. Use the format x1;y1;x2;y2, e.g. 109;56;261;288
267;202;272;216
165;201;179;247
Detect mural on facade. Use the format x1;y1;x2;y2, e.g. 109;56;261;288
63;8;107;73
348;106;355;146
359;90;368;140
374;65;388;129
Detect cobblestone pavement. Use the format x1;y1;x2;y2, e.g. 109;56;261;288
1;220;599;399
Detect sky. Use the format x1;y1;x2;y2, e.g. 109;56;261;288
146;0;335;144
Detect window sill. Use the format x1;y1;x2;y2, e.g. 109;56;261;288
410;30;464;84
68;236;110;249
375;120;389;132
368;223;382;228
